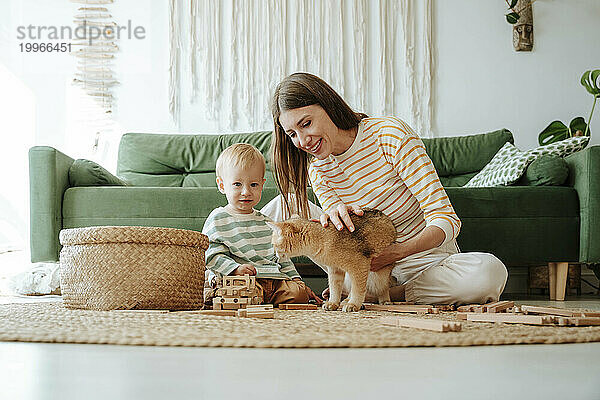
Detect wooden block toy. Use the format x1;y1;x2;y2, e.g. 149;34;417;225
382;316;462;332
198;309;237;316
434;304;456;311
278;303;318;310
246;304;273;310
212;296;253;310
556;317;600;326
520;305;600;318
364;304;438;314
466;313;557;325
237;308;274;319
457;304;482;313
521;305;577;317
485;301;514;313
456;312;468;320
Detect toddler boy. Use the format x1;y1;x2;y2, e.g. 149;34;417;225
202;143;319;306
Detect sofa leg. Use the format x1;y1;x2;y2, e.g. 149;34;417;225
548;262;569;301
548;262;557;300
555;262;569;301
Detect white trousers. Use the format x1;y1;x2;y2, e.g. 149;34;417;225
261;195;508;306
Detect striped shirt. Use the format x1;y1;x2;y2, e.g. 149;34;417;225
308;116;461;246
202;207;300;279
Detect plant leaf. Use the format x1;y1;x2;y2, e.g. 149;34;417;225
569;117;590;137
509;0;518;8
506;12;520;24
538;120;568;145
581;69;600;96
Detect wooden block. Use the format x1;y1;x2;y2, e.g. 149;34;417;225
457;304;482;313
278;303;318;310
435;305;455;311
557;317;600;326
199;309;237;317
521;305;578;317
579;312;600;318
246;304;273;310
364;304;436;314
507;306;522;314
466;313;556;325
487;301;514;313
382;316;462;332
456;312;468;320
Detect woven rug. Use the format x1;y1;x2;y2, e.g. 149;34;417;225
1;302;600;348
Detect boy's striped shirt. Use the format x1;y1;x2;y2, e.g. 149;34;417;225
308;116;461;246
202;207;300;279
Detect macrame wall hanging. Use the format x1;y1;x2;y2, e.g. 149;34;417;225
169;0;435;136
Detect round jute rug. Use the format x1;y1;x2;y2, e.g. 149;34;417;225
1;302;600;348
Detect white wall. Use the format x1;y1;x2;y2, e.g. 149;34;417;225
1;0;599;252
435;0;600;150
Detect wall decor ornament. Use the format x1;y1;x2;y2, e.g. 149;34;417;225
505;0;534;51
70;0;118;113
170;0;436;136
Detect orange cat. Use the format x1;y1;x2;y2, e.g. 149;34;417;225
268;209;396;312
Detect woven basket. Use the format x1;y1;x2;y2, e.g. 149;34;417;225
59;226;209;311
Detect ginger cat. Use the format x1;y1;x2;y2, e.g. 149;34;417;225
268;209;397;312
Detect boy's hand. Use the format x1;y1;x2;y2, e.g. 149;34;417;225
294;278;323;305
233;264;257;276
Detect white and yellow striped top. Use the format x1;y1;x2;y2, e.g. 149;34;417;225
308;116;461;246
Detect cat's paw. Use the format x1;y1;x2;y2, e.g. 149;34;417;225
342;303;361;312
380;301;394;305
322;301;339;311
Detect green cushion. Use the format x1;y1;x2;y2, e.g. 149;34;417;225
69;159;128;187
116;131;273;187
422;129;513;177
517;155;569;186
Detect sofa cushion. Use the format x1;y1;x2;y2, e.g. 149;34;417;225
528;135;590;158
517;155;569;186
422;128;513;177
69;159;129;187
464;142;535;187
116;131;273;187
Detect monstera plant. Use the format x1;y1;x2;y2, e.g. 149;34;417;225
538;69;600;145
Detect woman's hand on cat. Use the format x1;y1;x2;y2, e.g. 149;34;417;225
320;204;364;232
233;264;257;276
370;243;403;271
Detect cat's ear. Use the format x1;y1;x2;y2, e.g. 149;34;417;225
265;221;281;234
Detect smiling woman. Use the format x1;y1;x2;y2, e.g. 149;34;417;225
270;72;508;307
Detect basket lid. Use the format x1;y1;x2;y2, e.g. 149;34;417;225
59;226;209;249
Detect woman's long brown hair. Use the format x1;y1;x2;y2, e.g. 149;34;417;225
270;73;367;218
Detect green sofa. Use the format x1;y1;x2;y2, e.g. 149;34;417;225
29;129;600;286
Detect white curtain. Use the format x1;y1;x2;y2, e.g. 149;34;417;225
170;0;435;137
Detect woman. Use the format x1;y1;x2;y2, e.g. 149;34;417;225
270;72;507;305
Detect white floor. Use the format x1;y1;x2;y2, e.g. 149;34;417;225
1;251;600;400
0;340;599;400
